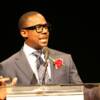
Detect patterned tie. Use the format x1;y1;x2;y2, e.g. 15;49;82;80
34;50;44;68
33;50;47;84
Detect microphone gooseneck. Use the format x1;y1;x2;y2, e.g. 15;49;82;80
43;47;49;61
42;47;49;84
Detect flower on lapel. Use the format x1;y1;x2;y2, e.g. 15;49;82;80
49;56;64;69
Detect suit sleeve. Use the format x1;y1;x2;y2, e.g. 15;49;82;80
69;55;82;84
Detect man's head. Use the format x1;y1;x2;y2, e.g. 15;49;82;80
18;11;49;50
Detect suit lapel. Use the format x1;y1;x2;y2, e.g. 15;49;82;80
48;49;65;84
15;49;35;83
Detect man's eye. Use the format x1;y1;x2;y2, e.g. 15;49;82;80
36;26;42;28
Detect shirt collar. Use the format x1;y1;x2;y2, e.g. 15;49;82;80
23;43;44;56
23;43;37;56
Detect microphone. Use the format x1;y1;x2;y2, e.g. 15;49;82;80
42;47;49;84
43;47;49;61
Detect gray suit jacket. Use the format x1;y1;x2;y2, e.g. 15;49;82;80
0;48;82;86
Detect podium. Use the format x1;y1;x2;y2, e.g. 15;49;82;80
6;85;84;100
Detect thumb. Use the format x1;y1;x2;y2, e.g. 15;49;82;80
11;77;17;86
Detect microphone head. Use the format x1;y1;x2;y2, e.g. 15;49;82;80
43;47;49;60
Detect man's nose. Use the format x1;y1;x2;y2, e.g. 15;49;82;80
42;27;48;34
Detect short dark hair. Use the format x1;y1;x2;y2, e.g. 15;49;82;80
18;11;41;30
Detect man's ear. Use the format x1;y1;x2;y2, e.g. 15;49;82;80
20;30;28;38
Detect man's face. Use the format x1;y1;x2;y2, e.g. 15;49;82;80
21;14;49;49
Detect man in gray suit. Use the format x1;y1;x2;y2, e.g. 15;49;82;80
0;11;82;86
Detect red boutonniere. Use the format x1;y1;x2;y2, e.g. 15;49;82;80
49;56;64;69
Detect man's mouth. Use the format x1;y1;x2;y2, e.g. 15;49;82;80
39;36;48;40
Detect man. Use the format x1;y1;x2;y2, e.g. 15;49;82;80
0;11;82;86
84;84;100;100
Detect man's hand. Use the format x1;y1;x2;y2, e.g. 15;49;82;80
0;76;9;100
0;76;17;100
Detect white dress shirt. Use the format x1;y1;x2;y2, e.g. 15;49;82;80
23;43;51;83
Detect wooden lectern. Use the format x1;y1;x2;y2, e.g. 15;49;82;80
1;84;99;100
7;85;84;100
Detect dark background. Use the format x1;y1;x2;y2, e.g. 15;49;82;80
0;0;100;83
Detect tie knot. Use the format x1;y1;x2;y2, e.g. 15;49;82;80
33;50;44;70
33;50;42;57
